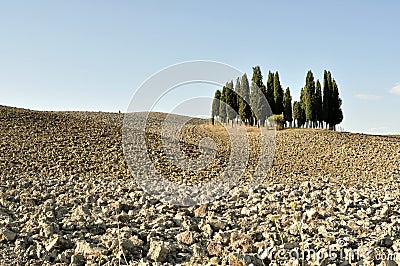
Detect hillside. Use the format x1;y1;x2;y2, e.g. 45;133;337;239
0;105;399;265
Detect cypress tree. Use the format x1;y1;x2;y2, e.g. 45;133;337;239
250;80;267;127
251;66;266;94
226;81;237;125
219;85;227;123
250;66;267;126
239;73;252;125
327;71;333;128
234;77;241;114
273;72;284;115
234;77;241;125
300;87;306;114
293;101;305;128
250;81;257;126
293;101;300;128
300;103;306;127
304;70;316;128
315;80;323;128
283;87;293;127
331;79;343;130
323;70;333;129
211;89;221;124
266;71;275;114
322;71;344;130
299;87;308;128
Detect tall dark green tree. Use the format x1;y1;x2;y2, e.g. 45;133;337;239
251;66;266;93
234;77;241;115
283;87;293;127
219;85;227;123
299;87;308;128
293;101;305;128
211;89;221;124
266;71;275;114
331;79;343;130
250;81;267;127
273;72;284;115
226;81;237;125
250;66;267;126
304;70;316;128
315;80;323;128
293;101;300;128
238;73;252;125
300;87;306;116
300;104;306;127
322;71;344;130
322;70;332;129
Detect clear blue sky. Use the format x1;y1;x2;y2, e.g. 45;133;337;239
1;1;399;134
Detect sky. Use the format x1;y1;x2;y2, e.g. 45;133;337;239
0;1;399;135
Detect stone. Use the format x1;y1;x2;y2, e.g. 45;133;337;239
301;181;311;189
228;253;246;266
192;243;206;257
378;236;393;247
200;223;213;238
306;208;317;221
57;252;69;263
130;235;144;247
194;204;208;217
207;242;223;256
70;254;85;266
147;240;171;262
378;261;398;266
121;237;143;254
46;235;73;252
215;231;230;245
176;230;195;245
283;242;299;250
74;240;106;257
208;218;227;231
1;229;17;241
14;238;26;251
288;223;299;235
381;205;390;216
241;207;251;216
230;232;254;253
209;257;221;265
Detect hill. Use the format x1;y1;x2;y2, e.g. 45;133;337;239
0;105;399;265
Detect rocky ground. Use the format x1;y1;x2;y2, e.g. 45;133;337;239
1;105;400;265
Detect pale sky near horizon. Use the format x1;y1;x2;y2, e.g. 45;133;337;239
0;1;399;135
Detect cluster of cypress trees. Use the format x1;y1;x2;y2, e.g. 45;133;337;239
211;66;343;130
293;70;343;130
